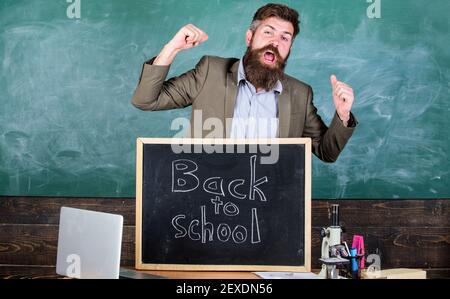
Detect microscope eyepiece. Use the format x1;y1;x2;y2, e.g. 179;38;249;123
331;204;339;227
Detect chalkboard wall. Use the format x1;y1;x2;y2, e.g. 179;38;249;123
1;0;449;198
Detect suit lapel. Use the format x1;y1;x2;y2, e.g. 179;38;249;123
278;77;291;138
224;60;240;137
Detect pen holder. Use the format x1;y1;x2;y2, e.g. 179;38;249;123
342;254;364;279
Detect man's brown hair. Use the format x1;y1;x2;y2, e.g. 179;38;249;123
250;3;300;38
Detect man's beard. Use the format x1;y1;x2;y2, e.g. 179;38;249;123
243;44;287;91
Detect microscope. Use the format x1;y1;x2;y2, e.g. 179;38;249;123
318;204;348;278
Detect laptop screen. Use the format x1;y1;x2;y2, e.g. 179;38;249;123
56;207;123;279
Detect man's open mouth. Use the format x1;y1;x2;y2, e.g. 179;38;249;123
263;50;276;64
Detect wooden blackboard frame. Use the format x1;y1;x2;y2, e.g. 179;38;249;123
135;138;311;272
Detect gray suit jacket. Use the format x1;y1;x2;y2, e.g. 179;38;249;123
131;55;357;162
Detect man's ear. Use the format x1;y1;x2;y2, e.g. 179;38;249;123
246;30;253;47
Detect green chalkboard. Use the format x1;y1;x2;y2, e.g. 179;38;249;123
1;0;449;198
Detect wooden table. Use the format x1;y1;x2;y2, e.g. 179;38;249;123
0;265;261;279
137;270;260;279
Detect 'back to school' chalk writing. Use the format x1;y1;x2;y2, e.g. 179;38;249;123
170;155;267;244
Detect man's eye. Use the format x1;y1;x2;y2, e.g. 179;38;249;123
264;31;272;35
282;36;289;42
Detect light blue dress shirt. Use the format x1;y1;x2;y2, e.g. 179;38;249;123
230;60;282;139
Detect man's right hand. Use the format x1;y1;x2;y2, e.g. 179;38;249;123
154;24;208;66
168;24;209;51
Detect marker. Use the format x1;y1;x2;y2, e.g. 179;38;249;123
350;248;359;279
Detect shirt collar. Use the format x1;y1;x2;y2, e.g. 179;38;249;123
237;59;283;94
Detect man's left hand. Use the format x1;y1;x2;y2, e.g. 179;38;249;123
330;74;354;127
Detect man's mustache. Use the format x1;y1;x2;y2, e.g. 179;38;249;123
254;44;283;63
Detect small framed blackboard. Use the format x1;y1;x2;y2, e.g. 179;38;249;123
135;138;311;271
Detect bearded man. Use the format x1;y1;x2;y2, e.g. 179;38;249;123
131;3;357;162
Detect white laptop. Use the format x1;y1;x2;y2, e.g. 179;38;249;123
56;207;124;279
56;206;165;279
